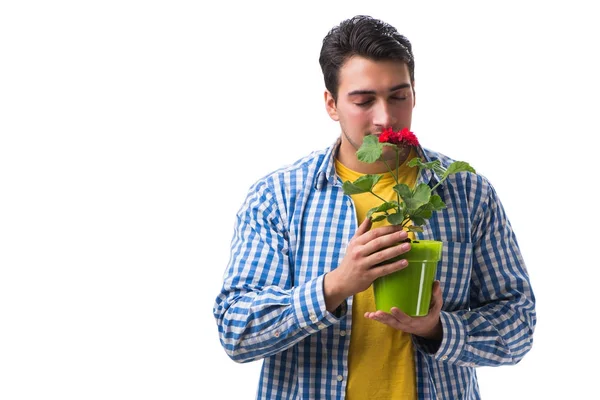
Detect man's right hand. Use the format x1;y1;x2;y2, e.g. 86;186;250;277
323;217;411;312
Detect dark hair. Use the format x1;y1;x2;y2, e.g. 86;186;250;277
319;15;415;102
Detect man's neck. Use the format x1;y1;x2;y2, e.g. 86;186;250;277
336;139;412;174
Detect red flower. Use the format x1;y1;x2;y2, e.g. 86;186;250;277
378;127;419;147
378;127;394;143
398;128;419;146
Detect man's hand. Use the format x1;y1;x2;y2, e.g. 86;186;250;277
364;280;444;341
323;217;411;312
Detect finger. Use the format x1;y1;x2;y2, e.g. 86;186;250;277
361;224;405;244
390;307;413;325
428;281;439;310
365;241;410;268
365;310;402;330
369;258;408;279
352;217;372;239
429;281;443;312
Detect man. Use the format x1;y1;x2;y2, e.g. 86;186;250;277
213;15;536;399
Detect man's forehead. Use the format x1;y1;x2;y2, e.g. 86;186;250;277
345;83;412;97
338;57;411;91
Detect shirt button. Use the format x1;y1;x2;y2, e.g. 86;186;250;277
310;314;318;323
468;362;476;367
339;330;347;336
317;324;326;330
440;355;448;361
273;331;280;338
336;375;343;382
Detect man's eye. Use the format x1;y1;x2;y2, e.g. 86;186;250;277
356;100;373;107
391;96;407;101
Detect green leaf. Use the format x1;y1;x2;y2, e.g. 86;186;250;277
429;194;446;211
366;201;397;220
394;183;431;211
396;183;431;211
441;161;476;181
356;135;383;163
408;157;446;177
411;184;431;208
342;181;367;195
411;215;427;226
371;215;387;222
407;225;424;233
387;212;405;225
408;157;433;169
393;183;412;202
370;201;398;213
342;174;382;195
412;204;433;220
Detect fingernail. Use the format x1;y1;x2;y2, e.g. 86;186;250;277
401;243;411;251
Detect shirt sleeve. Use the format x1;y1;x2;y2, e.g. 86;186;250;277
213;178;346;363
414;175;536;367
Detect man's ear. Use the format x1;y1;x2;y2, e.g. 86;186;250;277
324;90;339;121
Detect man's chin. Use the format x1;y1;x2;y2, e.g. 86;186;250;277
380;147;398;159
381;145;410;160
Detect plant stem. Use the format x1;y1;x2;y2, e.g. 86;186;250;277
382;148;401;205
383;159;398;185
369;191;388;203
415;165;422;190
395;148;401;205
430;178;444;193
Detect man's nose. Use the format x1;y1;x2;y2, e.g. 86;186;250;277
373;101;396;129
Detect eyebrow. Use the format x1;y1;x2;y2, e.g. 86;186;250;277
347;83;411;96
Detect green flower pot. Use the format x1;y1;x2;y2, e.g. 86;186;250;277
373;240;443;317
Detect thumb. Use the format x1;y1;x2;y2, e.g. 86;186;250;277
430;280;443;312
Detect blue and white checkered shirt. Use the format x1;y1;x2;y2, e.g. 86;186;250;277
213;140;536;399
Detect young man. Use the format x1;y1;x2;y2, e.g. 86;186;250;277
213;15;536;400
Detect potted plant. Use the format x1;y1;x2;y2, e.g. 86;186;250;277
342;127;476;316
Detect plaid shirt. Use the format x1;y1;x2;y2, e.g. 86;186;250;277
213;140;536;399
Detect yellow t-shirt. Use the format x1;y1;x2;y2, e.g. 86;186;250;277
336;148;418;400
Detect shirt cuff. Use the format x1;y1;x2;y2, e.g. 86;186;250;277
291;275;347;334
414;311;467;363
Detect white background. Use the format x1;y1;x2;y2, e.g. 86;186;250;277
1;1;598;399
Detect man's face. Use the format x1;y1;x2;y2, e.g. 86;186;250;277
325;56;415;169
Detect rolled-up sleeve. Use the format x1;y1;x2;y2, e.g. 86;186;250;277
414;176;536;367
213;179;344;363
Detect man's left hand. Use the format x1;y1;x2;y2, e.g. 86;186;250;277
364;280;443;341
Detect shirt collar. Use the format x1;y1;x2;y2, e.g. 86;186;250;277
314;138;341;190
